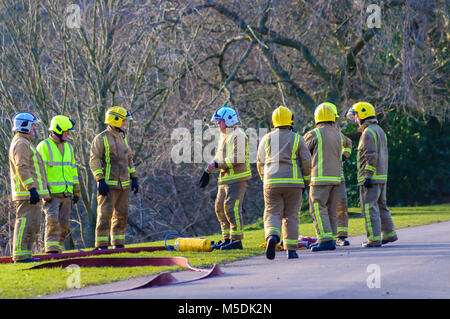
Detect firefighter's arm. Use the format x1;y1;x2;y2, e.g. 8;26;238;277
303;130;316;154
341;133;352;161
361;130;378;178
297;137;312;186
127;145;138;179
256;135;266;181
71;145;81;197
89;135;105;182
13;142;37;191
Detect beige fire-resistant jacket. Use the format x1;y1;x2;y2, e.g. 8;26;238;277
89;126;138;189
357;119;388;185
212;126;251;185
9;133;50;201
257;127;311;188
303;123;343;186
340;131;352;181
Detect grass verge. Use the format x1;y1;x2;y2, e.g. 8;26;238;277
0;204;449;298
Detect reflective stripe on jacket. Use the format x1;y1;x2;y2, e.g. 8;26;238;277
215;127;251;185
9;133;50;201
357;119;388;185
303;123;342;186
257;128;311;188
89;126;138;189
37;137;79;195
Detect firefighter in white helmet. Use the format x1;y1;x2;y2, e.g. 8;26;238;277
9;112;50;262
89;106;139;250
346;102;397;247
199;105;251;250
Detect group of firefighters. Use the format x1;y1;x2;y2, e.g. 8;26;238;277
6;101;397;263
201;102;397;259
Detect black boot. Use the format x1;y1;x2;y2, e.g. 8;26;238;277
287;250;298;259
113;245;125;249
93;246;108;251
46;251;60;254
216;239;231;249
220;240;243;250
336;237;350;247
311;240;336;252
361;241;381;248
15;257;42;263
265;235;278;260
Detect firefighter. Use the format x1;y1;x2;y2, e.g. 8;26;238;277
257;106;311;259
328;103;353;246
303;103;343;252
89;106;139;250
9;112;50;263
199;105;251;250
346;102;397;247
37;115;79;254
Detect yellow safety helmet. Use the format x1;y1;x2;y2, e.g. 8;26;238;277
314;102;336;124
105;106;132;128
49;115;75;134
272;106;294;128
346;102;376;120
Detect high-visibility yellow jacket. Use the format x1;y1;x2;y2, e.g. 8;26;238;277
37;136;80;197
9;133;50;201
213;126;251;185
357;119;388;185
89;126;138;189
257;128;311;188
303;123;342;186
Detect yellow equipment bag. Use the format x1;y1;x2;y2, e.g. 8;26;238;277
174;237;213;252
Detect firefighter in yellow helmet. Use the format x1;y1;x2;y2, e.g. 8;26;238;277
89;106;139;250
257;106;311;259
37;115;79;254
346;102;397;247
326;103;353;246
303;103;343;251
199;105;251;250
9;112;51;263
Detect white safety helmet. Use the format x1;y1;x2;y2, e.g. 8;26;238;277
12;112;39;134
211;106;239;127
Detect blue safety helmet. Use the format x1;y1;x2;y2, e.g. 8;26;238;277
12;112;39;134
211;106;239;127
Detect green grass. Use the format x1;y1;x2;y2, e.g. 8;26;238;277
0;204;449;299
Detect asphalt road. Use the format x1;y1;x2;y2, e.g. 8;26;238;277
46;221;450;299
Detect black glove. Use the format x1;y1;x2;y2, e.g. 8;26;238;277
29;188;40;205
98;179;110;196
198;171;210;188
342;155;347;162
72;195;79;204
363;177;373;188
131;177;139;195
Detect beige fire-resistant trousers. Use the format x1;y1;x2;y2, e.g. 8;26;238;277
309;185;339;243
215;181;248;241
359;183;396;244
95;188;130;247
263;187;303;251
12;200;42;261
42;196;72;253
337;180;349;238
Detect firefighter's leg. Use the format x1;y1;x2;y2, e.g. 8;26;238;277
111;188;130;246
43;197;63;253
224;181;247;241
12;200;42;261
327;185;339;240
215;185;230;240
309;185;334;243
58;197;72;250
95;191;115;248
359;184;382;245
337;180;349;238
263;187;283;242
378;184;397;242
282;188;303;251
